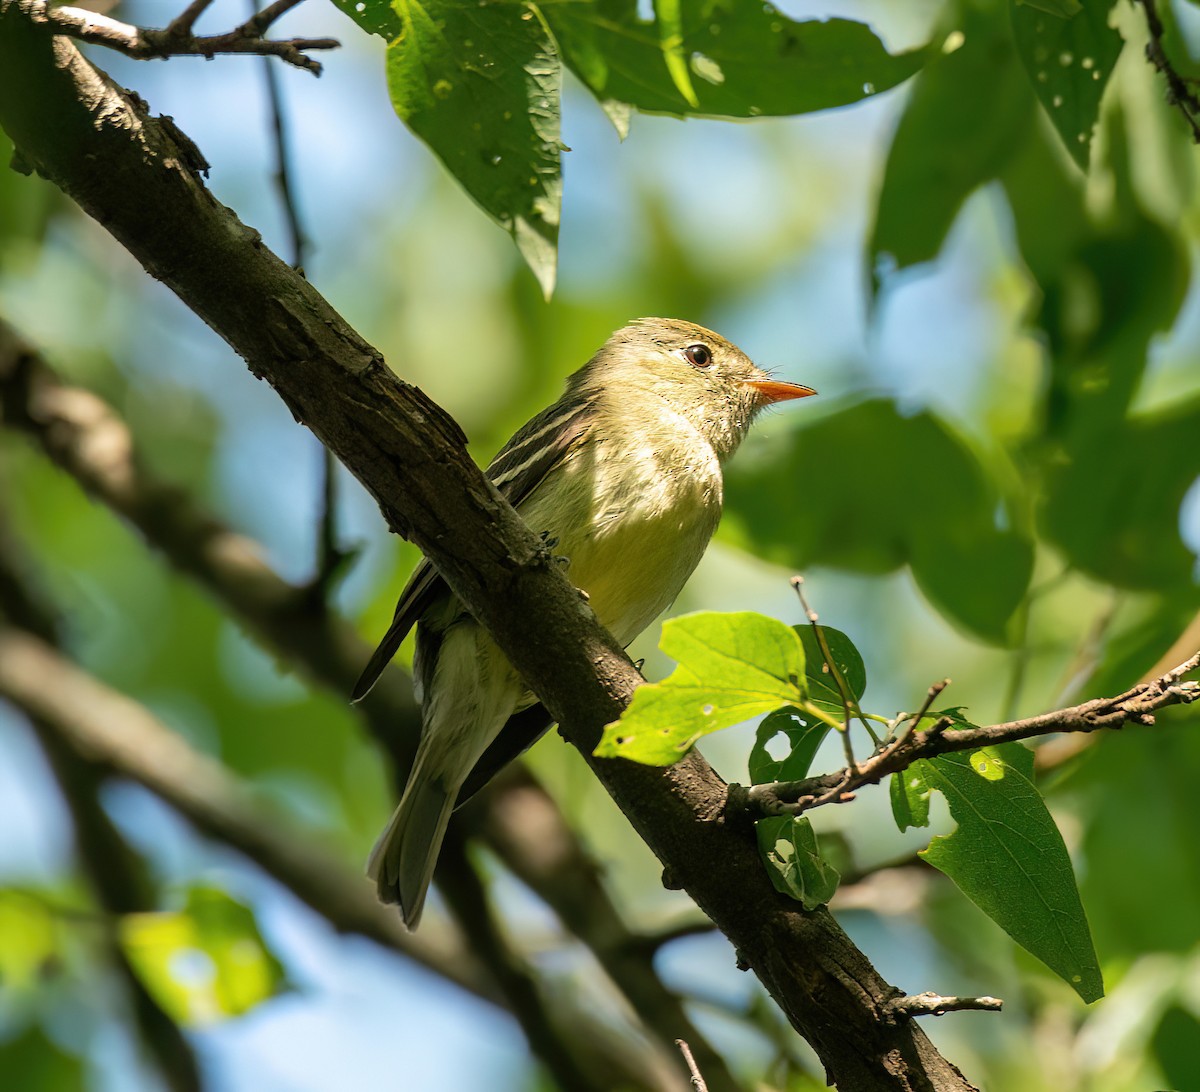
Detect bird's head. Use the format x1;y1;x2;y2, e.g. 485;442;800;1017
576;317;816;459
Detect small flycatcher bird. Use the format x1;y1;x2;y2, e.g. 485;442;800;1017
354;318;815;928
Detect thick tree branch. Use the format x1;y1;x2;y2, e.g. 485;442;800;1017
737;653;1200;817
0;14;974;1087
25;0;338;74
0;318;735;1091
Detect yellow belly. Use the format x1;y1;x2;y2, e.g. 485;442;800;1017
518;427;724;648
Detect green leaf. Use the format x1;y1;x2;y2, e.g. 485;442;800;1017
899;745;1103;1002
724;401;1034;643
870;3;1035;282
327;0;403;40
545;2;931;119
0;890;61;991
756;815;841;909
653;0;698;108
749;706;827;785
1010;0;1123;169
795;624;866;716
594;611;805;765
0;1026;84;1092
384;1;562;296
120;887;287;1025
1016;0;1083;15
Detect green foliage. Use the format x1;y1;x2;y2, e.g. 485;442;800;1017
749;707;827;785
756;816;841;909
891;744;1103;1002
725;401;1034;642
0;890;62;992
871;4;1035;281
594;611;807;764
330;0;931;289
118;886;287;1025
0;1026;84;1092
1010;0;1123;168
384;1;562;297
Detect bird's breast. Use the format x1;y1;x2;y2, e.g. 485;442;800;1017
520;427;724;648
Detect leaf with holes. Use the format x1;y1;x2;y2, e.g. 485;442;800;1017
1011;0;1123;169
595;611;806;765
893;744;1103;1002
757;815;841;909
749;706;827;785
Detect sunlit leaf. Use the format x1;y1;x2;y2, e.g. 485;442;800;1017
595;611;805;764
756;815;840;909
894;744;1103;1002
0;890;60;991
120;887;287;1025
545;1;931;119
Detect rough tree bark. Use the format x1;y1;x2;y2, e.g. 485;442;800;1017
0;5;976;1087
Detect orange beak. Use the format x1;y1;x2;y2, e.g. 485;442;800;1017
746;378;818;404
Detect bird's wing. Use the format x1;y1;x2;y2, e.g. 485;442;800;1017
350;394;595;703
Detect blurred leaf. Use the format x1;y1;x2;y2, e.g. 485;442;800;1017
1042;401;1200;589
0;891;61;992
1000;104;1088;284
795;625;867;716
1017;0;1082;15
120;887;287;1026
545;1;931;119
725;400;1034;642
595;611;805;764
749;707;827;785
0;1026;84;1092
1076;708;1200;956
1152;1003;1200;1090
870;4;1035;282
756;815;840;909
1010;0;1123;169
382;1;562;296
0;131;61;253
899;744;1103;1002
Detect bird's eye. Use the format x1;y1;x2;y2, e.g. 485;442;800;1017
684;344;712;368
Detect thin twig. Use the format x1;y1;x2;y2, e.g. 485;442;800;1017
1141;0;1200;142
29;0;338;74
885;992;1003;1021
675;1039;709;1092
738;651;1200;819
791;576;858;771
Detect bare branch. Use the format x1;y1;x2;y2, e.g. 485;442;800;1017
26;0;337;74
739;653;1200;818
886;993;1003;1021
676;1040;709;1092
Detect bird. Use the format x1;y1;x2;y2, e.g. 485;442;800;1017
353;317;816;928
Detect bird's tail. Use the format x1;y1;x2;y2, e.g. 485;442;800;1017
367;765;455;931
